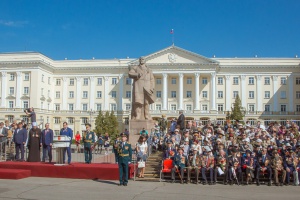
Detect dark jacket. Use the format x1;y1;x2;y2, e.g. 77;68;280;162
40;129;54;145
13;128;27;144
177;114;185;130
0;127;8;142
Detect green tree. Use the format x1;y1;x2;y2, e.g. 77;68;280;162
93;110;119;144
230;94;244;122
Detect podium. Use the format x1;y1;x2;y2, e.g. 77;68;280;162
53;135;71;165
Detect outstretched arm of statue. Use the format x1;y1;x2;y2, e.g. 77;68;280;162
128;68;140;79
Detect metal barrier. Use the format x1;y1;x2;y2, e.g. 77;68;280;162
0;140;7;162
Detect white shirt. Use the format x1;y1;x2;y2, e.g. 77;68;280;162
137;142;148;153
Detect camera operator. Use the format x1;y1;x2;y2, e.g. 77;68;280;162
25;107;36;128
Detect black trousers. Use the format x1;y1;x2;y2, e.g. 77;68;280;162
15;143;24;160
256;167;272;181
171;167;185;180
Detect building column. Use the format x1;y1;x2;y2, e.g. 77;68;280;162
62;77;67;110
289;74;294;112
104;77;109;110
240;75;246;108
89;76;95;110
162;73;168;110
16;72;22;108
210;72;216;110
75;77;81;110
256;75;262;111
194;73;200;110
225;75;231;111
1;72;7;108
118;75;124;111
178;73;184;110
273;75;278;112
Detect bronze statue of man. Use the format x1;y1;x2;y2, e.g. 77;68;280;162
129;57;155;120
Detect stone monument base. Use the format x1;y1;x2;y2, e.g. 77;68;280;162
129;119;154;144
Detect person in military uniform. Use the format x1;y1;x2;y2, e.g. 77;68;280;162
201;149;215;185
214;149;228;185
256;148;272;186
272;150;286;186
116;133;132;186
171;147;188;184
187;148;200;184
228;148;242;185
82;123;95;164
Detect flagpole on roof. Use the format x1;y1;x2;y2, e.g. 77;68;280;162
170;29;174;46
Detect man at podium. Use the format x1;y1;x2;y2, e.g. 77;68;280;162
60;122;73;164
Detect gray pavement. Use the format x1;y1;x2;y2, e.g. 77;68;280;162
0;177;299;200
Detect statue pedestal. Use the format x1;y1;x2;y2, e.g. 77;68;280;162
129;119;154;144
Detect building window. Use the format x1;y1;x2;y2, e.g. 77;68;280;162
217;104;223;111
171;78;176;84
170;104;177;110
81;117;88;125
125;104;131;110
7;115;14;123
69;78;74;86
55;104;60;111
186;91;192;98
264;77;270;85
126;91;131;98
110;104;117;111
56;79;61;86
218;91;223;99
265;91;270;99
9;101;14;108
156;78;161;85
68;104;74;111
82;104;88;111
280;105;286;112
23;101;28;109
97;78;102;85
41;102;44;109
296;91;300;99
249;77;254;85
248;104;255;112
217;77;223;85
233;77;239;85
24;73;29;81
156;104;161;110
48;90;50;97
55;91;60;99
54;117;60;124
202;104;208;111
69;91;74;98
296;77;300;85
24;87;29;95
83;78;89;86
67;117;74;124
233;91;239;99
264;105;270;112
126;78;132;85
41;88;44;96
202;91;208;98
42;74;44;82
187;78;192;84
156;91;161;98
96;104;102;111
296;105;300;112
83;91;88;99
280;77;286;85
9;87;14;95
111;91;117;98
97;91;102;98
202;78;208;84
186;104;192;110
171;91;176;98
280;91;286;99
112;78;117;85
10;73;15;81
48;77;51;84
249;91;254;99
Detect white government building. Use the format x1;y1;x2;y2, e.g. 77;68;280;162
0;45;299;134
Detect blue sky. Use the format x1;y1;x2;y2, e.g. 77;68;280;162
0;0;299;60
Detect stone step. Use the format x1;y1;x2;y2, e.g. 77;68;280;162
135;177;160;182
143;174;160;178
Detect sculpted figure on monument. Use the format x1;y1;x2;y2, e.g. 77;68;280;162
129;57;155;120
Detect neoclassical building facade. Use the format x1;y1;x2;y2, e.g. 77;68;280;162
0;45;299;134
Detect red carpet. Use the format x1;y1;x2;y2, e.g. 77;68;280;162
0;162;135;180
0;168;31;179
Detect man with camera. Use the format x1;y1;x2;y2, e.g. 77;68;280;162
25;107;36;128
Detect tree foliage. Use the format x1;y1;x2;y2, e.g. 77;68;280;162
230;94;244;121
93;110;119;143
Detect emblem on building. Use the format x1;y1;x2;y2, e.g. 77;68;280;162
168;53;177;63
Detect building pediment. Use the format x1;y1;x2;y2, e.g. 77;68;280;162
47;97;52;102
129;45;219;66
40;96;46;101
6;95;15;99
20;95;30;100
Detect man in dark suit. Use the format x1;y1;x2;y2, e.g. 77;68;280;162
13;122;27;161
40;123;53;163
60;122;73;164
256;148;272;186
177;111;185;131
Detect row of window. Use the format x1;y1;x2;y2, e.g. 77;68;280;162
55;77;132;86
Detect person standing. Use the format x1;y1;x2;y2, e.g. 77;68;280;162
25;107;36;128
136;136;148;178
116;133;132;186
27;124;41;162
0;122;8;153
82;123;95;164
75;131;81;153
103;132;110;155
177;111;185;131
159;114;168;137
13;122;27;161
60;122;73;164
40;123;53;163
